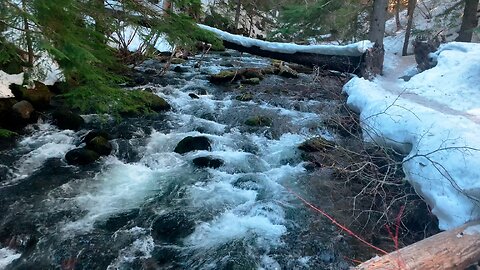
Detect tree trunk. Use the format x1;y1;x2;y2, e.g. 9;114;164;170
234;0;242;32
368;0;388;75
395;0;402;30
355;221;480;270
162;0;172;12
456;0;480;42
402;0;417;56
22;0;34;67
369;0;389;45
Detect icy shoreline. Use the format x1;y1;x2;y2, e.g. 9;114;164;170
343;42;480;230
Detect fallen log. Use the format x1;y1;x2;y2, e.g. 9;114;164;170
355;220;480;270
198;24;375;76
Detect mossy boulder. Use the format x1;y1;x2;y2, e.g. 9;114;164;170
145;93;171;112
86;136;112;156
174;136;211;154
171;58;186;65
208;70;240;84
0;129;18;139
192;156;224;169
242;69;264;80
19;81;54;110
65;148;100;165
0;98;18;127
245;116;272;127
236;92;254;102
82;130;111;144
52;109;85;131
298;137;335;152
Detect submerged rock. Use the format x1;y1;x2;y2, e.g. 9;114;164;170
192;156;224;168
174;136;211;154
52;109;85;131
65;148;100;165
189;93;200;99
85;136;112;156
245;116;272;127
241;77;261;85
236;92;254;102
151;212;195;243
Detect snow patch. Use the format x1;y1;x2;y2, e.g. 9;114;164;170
0;71;23;98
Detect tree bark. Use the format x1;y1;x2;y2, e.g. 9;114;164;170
355;220;480;270
395;0;402;30
456;0;480;42
234;0;242;32
402;0;417;56
21;0;33;67
369;0;389;45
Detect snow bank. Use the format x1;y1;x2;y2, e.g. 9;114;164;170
0;71;23;98
344;42;480;230
109;25;172;53
198;24;373;57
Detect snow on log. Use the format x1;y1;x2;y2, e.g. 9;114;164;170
355;220;480;269
198;24;375;75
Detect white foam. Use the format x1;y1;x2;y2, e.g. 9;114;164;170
0;248;21;269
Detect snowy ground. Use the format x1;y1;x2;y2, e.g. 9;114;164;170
344;41;480;230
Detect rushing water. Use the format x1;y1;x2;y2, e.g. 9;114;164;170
0;53;352;269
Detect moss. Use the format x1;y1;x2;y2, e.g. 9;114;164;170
241;78;261;85
236;92;254;101
0;129;18;139
62;86;170;116
245;116;272;127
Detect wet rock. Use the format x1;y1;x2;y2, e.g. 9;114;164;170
241;78;260;85
151;212;195;243
0;219;38;253
278;65;299;78
19;81;55;110
232;176;262;191
144;68;157;75
173;66;189;73
242;68;264;80
244;116;272;127
0;129;18;150
99;209;139;232
48;81;70;95
208;70;239;84
147;94;171;112
189;93;200;99
52;109;84;131
174;136;211;154
324;115;361;137
65;148;100;165
236;92;254;102
82;130;111;144
298;137;334;152
151;246;180;266
0;98;17;125
85;136;112;156
219;61;235;67
12;100;35;121
192;156;224;168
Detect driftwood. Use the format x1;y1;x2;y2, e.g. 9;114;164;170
355;220;480;270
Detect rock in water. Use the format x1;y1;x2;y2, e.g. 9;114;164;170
192;156;224;168
188;93;200;99
52;110;84;131
151;212;195;243
174;136;211;154
278;65;299;78
11;100;35;121
85;136;112;156
298;137;334;152
65;148;100;165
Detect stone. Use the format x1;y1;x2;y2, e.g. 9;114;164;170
85;136;112;156
11;100;34;120
146;94;171;112
0;98;17;125
236;92;254;102
298;137;334;152
20;81;54;110
65;148;100;165
151;212;195;243
192;156;224;168
173;66;189;73
52;109;84;131
82;130;111;144
278;65;299;78
242;68;264;80
170;58;186;65
100;209;139;232
0;129;18;150
174;136;211;154
244;116;272;127
208;70;239;84
188;93;200;99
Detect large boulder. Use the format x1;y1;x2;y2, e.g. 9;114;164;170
245;116;272;127
298;137;334;152
65;148;100;165
85;136;112;156
11;100;35;121
174;136;211;154
146;93;171;112
0;98;17;127
51;109;84;131
82;130;111;144
19;81;54;110
192;156;224;169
